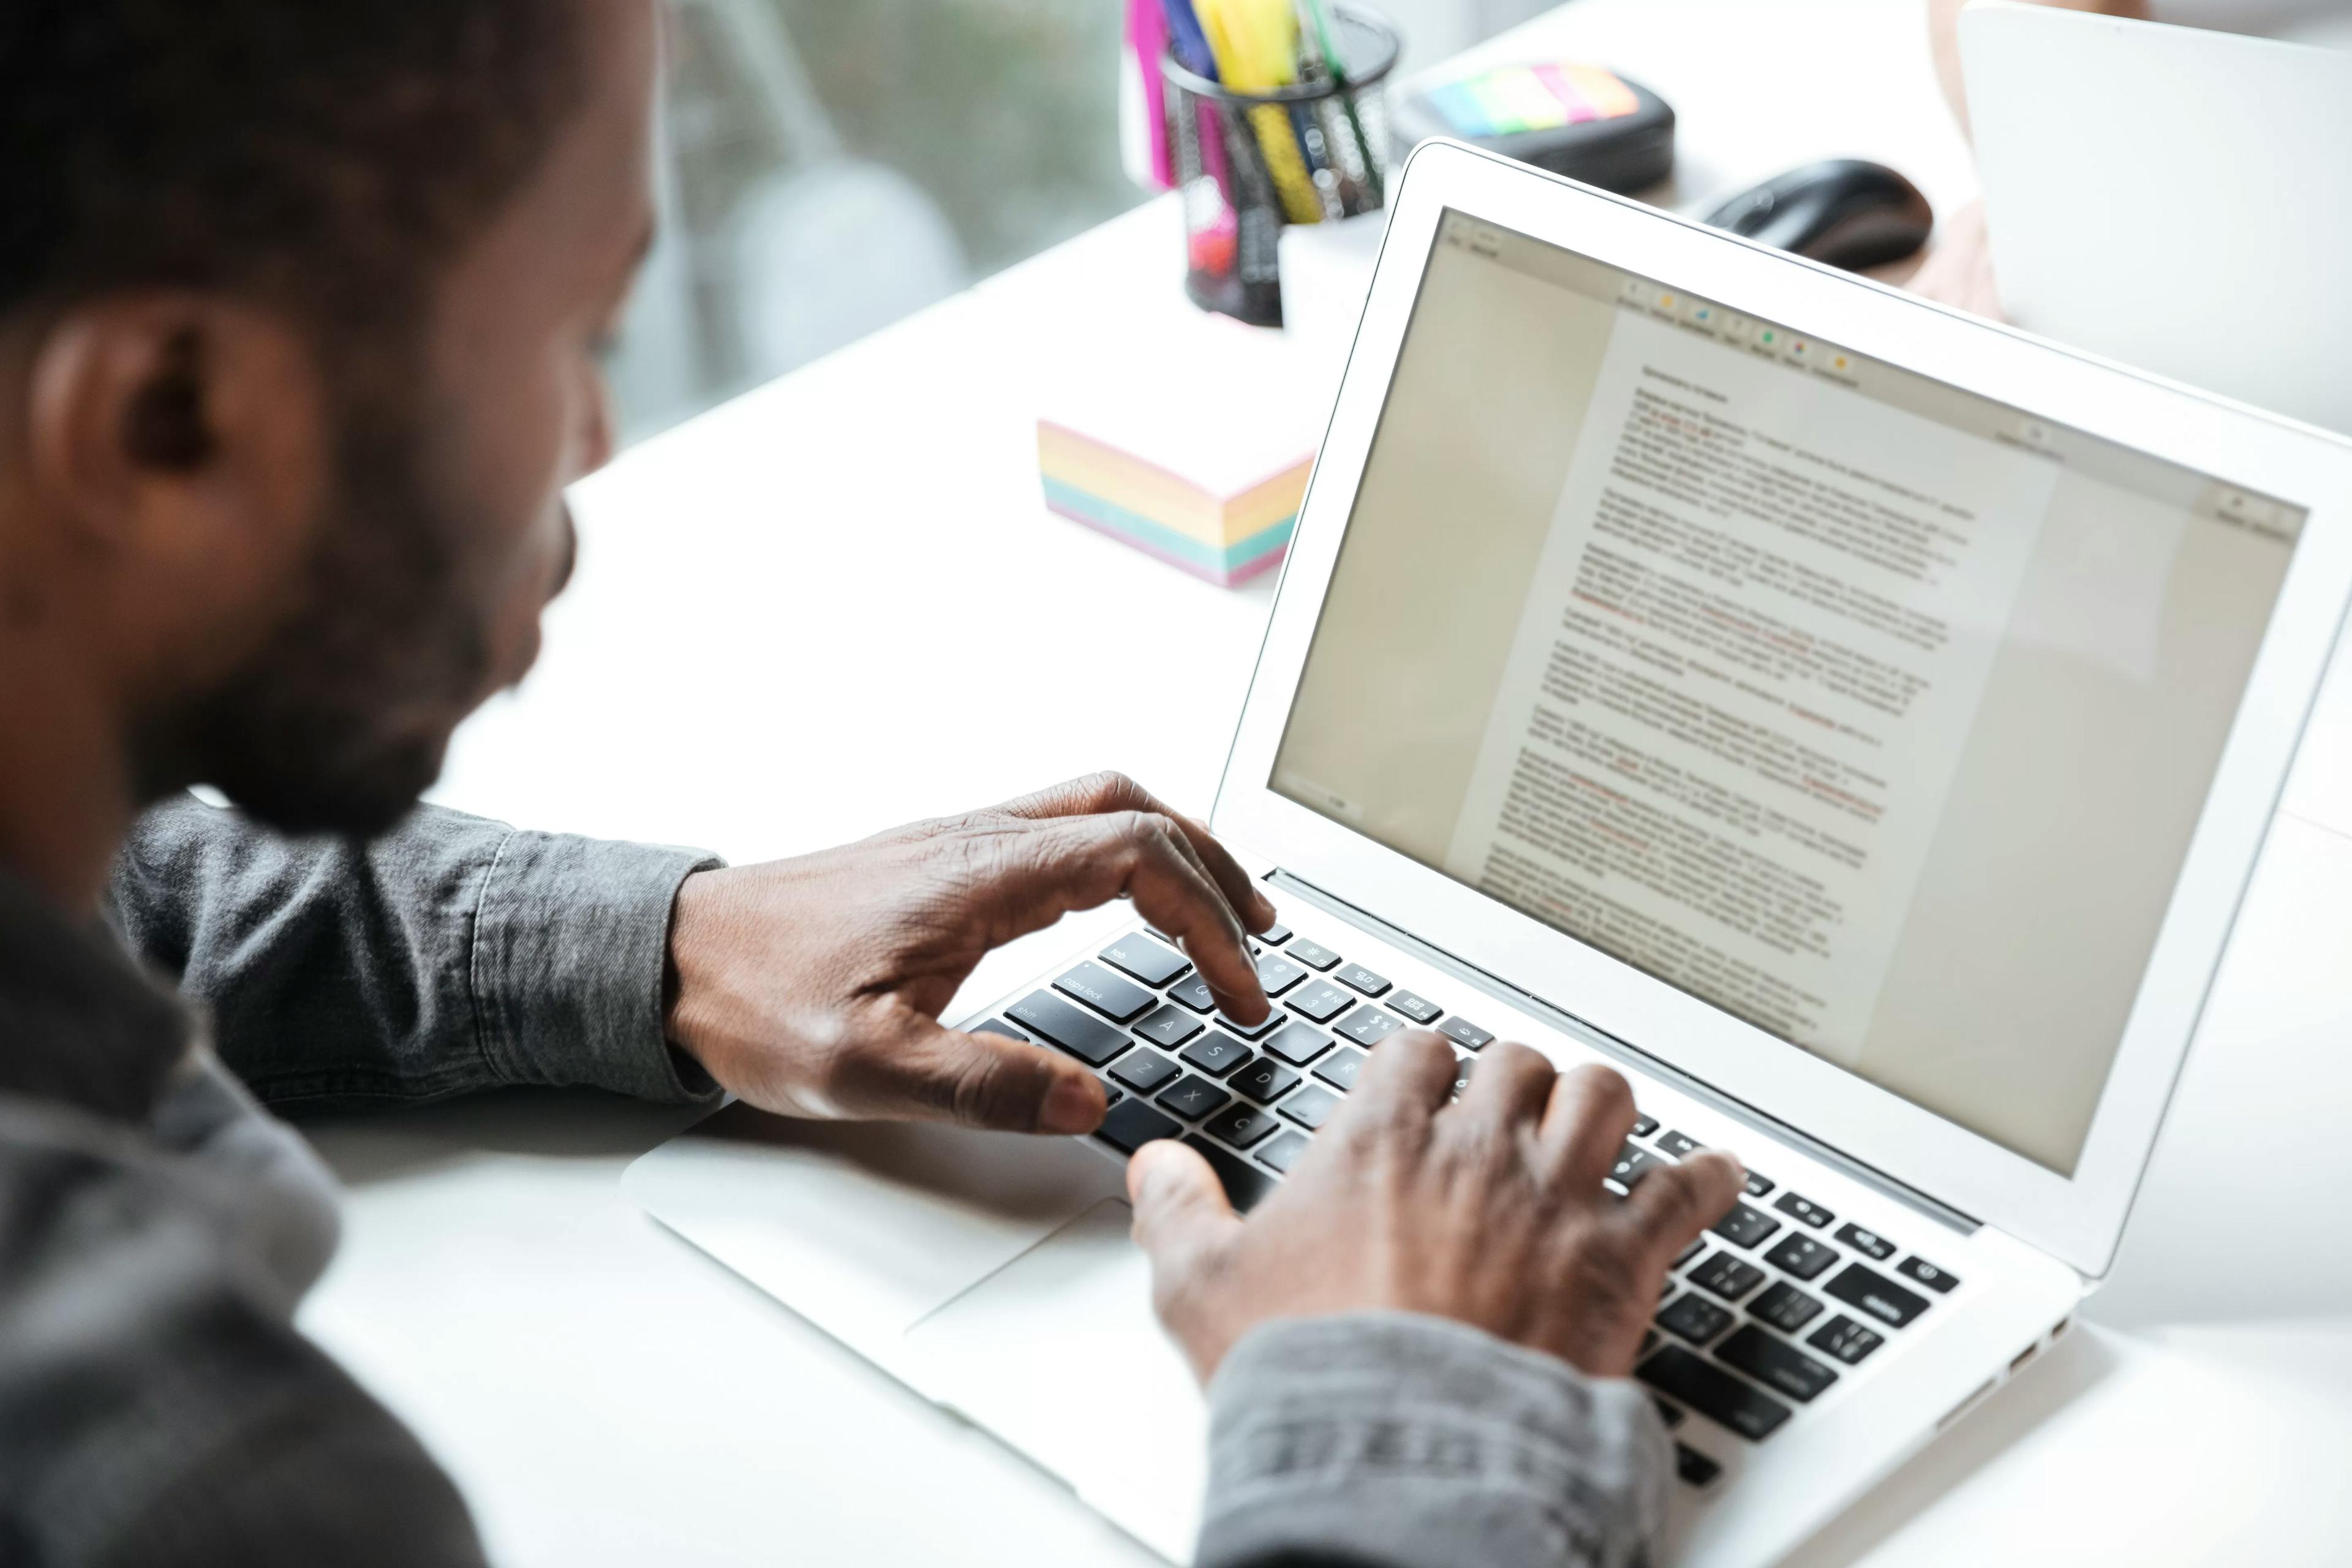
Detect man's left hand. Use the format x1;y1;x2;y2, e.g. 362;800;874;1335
663;772;1275;1135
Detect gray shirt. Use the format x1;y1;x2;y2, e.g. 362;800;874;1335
0;794;1667;1566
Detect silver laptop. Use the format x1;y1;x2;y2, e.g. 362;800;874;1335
1963;0;2352;437
627;140;2352;1564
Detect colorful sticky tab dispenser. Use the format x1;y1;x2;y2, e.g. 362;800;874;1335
1427;61;1642;138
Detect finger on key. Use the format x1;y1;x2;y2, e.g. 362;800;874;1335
1072;812;1268;1022
1452;1039;1556;1131
1341;1027;1457;1126
1620;1148;1745;1265
1536;1063;1642;1193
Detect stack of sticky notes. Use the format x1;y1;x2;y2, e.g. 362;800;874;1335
1036;298;1339;588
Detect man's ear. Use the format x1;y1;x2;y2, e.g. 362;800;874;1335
21;293;330;595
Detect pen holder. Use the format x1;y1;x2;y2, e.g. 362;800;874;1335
1161;10;1400;328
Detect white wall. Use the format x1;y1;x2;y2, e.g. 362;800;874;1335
1374;0;1564;73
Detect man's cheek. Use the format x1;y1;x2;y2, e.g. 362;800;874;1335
469;508;565;695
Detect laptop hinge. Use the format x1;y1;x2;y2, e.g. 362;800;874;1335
1267;868;1983;1238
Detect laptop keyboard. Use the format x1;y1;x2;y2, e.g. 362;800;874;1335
979;917;1965;1485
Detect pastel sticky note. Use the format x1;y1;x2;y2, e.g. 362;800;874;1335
1564;63;1640;118
1490;67;1570;131
1428;81;1492;136
1464;75;1523;134
1534;64;1600;124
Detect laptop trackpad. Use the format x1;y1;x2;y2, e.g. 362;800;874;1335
623;1102;1125;1364
904;1197;1207;1564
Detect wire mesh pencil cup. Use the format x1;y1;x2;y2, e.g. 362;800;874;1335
1161;11;1400;328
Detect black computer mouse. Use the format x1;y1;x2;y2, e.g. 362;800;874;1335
1702;159;1934;271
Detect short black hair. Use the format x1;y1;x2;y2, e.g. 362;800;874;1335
0;0;582;344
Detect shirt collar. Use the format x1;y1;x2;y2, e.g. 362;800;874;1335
0;864;190;1122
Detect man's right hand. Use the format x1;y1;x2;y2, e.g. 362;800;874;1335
1128;1030;1745;1383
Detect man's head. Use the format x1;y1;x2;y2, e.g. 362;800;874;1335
0;0;657;843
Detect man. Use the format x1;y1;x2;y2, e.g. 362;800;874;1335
0;2;1744;1564
1905;0;2151;316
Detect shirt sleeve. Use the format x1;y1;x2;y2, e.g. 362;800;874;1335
1196;1313;1673;1568
104;793;722;1112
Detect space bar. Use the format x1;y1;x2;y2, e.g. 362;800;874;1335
1182;1136;1278;1213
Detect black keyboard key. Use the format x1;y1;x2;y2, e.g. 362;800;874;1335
1203;1103;1280;1149
1213;1009;1283;1041
1054;963;1155;1023
1834;1223;1898;1262
1638;1346;1793;1441
1807;1315;1886;1365
1711;1203;1781;1250
1287;981;1354;1023
1763;1234;1837;1283
1259;922;1292;945
1743;1170;1776;1199
1656;1292;1734;1345
1167;974;1216;1012
1278;1084;1342;1130
1749;1281;1824;1335
1229;1058;1300;1104
1386;990;1442;1025
1098;933;1189;989
1654;1397;1684;1428
972;1018;1028;1042
1896;1256;1960;1294
1108;1050;1180;1095
1008;992;1130;1066
1286;938;1341;970
1183;1135;1277;1212
1312;1047;1368;1091
1673;1236;1706;1270
1255;1129;1312;1174
1180;1032;1254;1077
1630;1114;1660;1139
1449;1057;1475;1097
1610;1144;1662;1188
1134;1004;1205;1050
1254;954;1307;997
1716;1325;1839;1403
1336;1005;1401;1047
1437;1017;1494;1050
1657;1130;1702;1159
1773;1192;1834;1229
1823;1263;1931;1329
1675;1444;1722;1487
1262;1021;1333;1068
1689;1251;1766;1302
1094;1098;1180;1154
1642;1329;1660;1358
1103;1087;1123;1107
1156;1075;1232;1121
1334;963;1390;997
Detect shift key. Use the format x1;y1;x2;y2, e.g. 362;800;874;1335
1823;1262;1932;1329
1637;1345;1792;1441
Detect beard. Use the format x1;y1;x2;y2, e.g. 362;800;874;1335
130;404;496;840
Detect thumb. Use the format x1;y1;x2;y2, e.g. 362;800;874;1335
1126;1137;1241;1272
892;1019;1107;1134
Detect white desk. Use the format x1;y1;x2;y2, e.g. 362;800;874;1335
303;2;2352;1563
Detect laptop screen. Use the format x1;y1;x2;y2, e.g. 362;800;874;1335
1271;209;2307;1176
